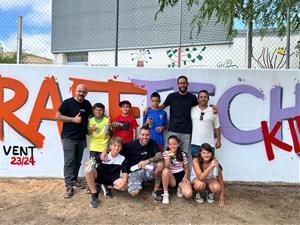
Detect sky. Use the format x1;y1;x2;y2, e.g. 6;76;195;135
0;0;52;59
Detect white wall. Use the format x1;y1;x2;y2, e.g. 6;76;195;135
56;32;300;69
0;65;299;183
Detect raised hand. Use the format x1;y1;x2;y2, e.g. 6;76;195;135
73;113;82;123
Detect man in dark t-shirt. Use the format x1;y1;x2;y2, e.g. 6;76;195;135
56;84;93;198
121;126;163;201
162;76;198;164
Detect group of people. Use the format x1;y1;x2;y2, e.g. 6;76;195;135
55;75;225;209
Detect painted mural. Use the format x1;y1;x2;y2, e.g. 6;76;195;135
166;46;206;68
0;65;299;182
252;47;295;69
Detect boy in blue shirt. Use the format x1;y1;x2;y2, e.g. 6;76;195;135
143;92;168;152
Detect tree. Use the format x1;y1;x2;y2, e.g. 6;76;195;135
157;0;300;37
0;53;17;64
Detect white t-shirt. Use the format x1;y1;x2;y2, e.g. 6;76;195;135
190;106;220;146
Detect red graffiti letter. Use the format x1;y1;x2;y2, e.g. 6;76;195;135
288;117;300;153
261;121;293;160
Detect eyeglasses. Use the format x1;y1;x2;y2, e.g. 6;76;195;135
200;112;205;120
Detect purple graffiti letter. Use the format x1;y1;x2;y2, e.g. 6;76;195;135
270;83;300;140
217;85;264;144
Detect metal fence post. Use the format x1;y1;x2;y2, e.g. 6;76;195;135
177;0;182;68
16;16;23;64
286;6;290;69
114;0;119;67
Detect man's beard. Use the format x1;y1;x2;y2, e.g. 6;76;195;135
179;87;187;93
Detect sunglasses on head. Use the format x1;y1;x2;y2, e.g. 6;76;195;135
200;112;205;120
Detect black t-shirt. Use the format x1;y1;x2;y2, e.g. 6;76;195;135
163;92;198;134
121;139;159;172
58;97;92;140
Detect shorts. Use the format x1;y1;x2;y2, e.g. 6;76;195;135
173;171;184;186
190;166;222;183
90;151;102;160
190;168;212;184
127;166;155;193
190;167;197;182
96;172;120;186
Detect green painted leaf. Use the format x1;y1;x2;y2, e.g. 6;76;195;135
166;50;171;54
173;49;178;54
193;47;197;51
191;59;196;63
183;60;187;65
172;62;175;67
187;53;192;58
197;55;203;60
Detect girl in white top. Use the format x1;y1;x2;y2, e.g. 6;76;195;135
161;135;192;204
190;143;225;208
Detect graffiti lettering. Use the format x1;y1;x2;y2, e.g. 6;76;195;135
0;76;44;147
70;78;147;119
28;76;63;135
0;76;62;148
0;75;298;162
217;84;265;144
3;145;36;156
0;76;146;147
130;78;215;106
3;145;36;166
270;83;300;140
10;156;36;166
261;116;300;161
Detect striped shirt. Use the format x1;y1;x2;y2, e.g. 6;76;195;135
163;150;188;174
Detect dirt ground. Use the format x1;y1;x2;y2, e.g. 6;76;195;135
0;178;299;225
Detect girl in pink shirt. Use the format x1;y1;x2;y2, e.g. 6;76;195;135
161;135;192;204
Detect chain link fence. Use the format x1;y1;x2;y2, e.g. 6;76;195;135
0;0;52;64
0;0;299;69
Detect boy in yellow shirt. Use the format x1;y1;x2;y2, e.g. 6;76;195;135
88;103;111;160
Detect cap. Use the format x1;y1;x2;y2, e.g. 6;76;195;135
119;100;131;107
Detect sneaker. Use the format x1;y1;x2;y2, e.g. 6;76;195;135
89;194;99;208
152;190;163;202
101;184;113;198
162;193;169;204
64;186;74;199
73;181;85;189
207;192;215;203
176;187;183;198
195;192;204;204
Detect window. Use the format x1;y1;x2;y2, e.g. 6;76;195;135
67;52;88;63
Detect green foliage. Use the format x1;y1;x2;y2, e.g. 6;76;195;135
0;53;16;64
157;0;300;37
